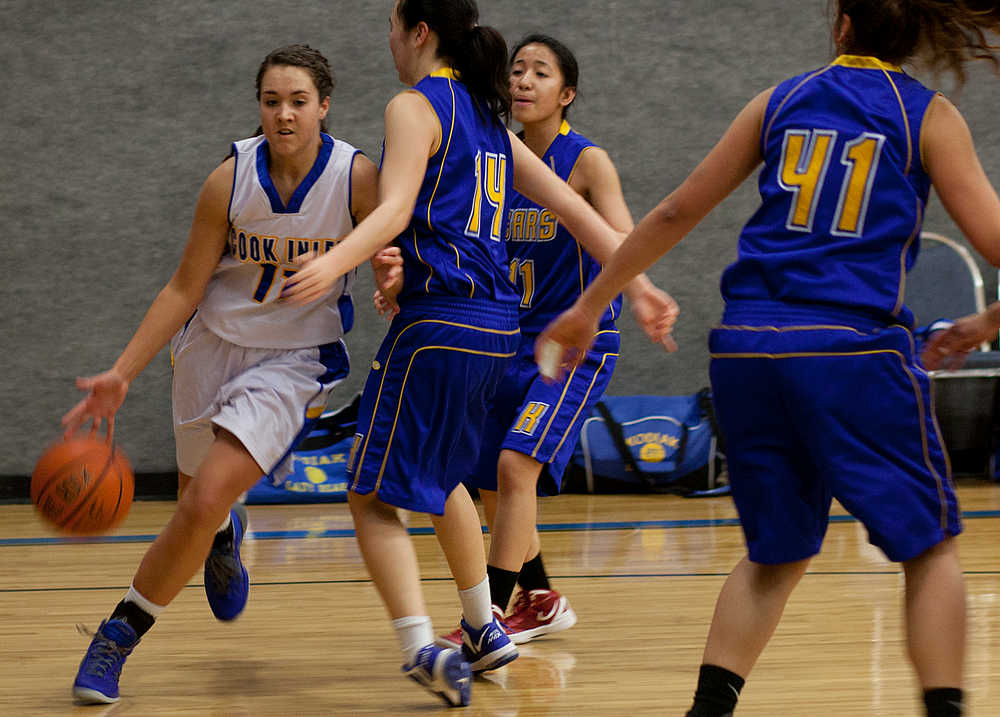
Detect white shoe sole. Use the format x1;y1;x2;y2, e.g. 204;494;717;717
72;686;119;704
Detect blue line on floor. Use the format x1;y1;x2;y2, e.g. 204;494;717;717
2;509;998;547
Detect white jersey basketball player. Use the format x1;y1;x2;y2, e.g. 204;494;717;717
173;131;364;483
66;45;378;705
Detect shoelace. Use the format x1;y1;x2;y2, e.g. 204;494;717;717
206;540;238;594
511;592;532;615
77;625;128;678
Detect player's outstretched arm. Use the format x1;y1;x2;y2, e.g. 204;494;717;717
536;88;771;377
283;92;436;305
923;94;1000;267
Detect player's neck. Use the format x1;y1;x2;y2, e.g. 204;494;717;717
267;137;323;200
520;115;563;159
413;57;447;85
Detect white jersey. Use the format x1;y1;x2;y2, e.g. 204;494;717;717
198;132;360;349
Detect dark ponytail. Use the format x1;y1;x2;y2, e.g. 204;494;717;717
836;0;1000;86
397;0;511;123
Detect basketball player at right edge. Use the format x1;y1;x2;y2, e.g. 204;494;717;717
539;2;1000;715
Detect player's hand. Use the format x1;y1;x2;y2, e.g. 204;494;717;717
373;289;399;319
371;247;403;319
921;312;994;370
61;369;129;442
535;303;601;383
628;281;679;353
282;250;345;305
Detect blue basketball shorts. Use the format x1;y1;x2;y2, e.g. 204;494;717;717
709;305;961;564
347;298;519;515
468;329;619;495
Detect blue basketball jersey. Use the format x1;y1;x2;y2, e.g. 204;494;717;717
721;55;937;327
394;68;519;307
506;120;622;335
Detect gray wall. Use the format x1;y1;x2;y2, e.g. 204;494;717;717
4;1;1000;475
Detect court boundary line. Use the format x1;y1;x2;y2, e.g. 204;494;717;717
3;569;999;594
3;509;998;547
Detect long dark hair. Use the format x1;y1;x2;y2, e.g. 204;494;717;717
510;33;580;119
836;0;1000;85
396;0;511;123
255;44;335;132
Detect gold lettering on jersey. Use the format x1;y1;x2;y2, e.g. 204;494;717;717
286;238;341;263
506;208;558;242
512;402;550;436
227;225;345;266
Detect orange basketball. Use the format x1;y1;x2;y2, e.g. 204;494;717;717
31;438;134;535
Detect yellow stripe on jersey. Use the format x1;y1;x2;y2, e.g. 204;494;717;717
832;55;902;73
425;78;457;236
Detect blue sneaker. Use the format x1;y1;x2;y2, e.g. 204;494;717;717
204;503;249;620
460;613;518;673
72;619;139;704
403;644;471;707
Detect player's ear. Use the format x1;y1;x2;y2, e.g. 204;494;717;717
834;12;853;53
559;86;576;110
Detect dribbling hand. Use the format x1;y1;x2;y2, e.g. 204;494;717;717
61;369;129;442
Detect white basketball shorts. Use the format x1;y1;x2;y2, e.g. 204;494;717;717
169;311;349;483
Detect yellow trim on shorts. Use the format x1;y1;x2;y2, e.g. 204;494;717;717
712;344;950;528
371;343;517;491
714;323;867;334
534;350;618;462
350;318;520;491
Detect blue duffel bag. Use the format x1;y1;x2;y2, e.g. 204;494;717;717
564;389;728;497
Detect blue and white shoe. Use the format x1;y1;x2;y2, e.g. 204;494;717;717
204;503;249;621
403;644;472;707
72;619;139;704
460;613;518;673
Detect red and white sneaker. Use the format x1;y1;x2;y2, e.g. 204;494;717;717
435;604;506;650
503;589;577;644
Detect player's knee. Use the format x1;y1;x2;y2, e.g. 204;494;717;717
747;556;810;590
176;481;231;528
496;452;542;494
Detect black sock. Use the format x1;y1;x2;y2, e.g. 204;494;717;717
924;688;964;717
686;664;744;717
517;552;551;592
109;599;155;638
486;564;519;613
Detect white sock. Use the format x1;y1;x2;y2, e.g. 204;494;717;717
458;577;493;629
216;513;232;535
124;583;166;618
392;615;434;664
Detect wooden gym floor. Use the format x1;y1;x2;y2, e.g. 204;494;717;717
1;482;998;716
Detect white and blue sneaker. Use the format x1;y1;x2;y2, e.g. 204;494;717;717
403;644;472;707
204;503;249;620
72;619;139;704
460;613;518;673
